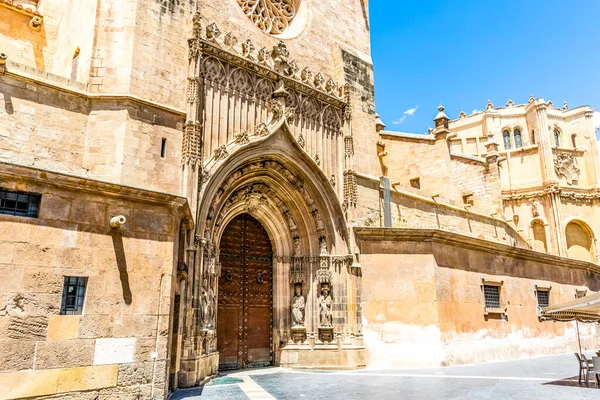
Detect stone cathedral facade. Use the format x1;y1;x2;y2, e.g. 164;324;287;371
0;1;598;399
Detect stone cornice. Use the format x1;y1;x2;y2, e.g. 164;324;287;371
354;227;600;275
1;60;186;117
0;162;193;226
503;184;600;201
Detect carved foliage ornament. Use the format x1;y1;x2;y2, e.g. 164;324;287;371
554;153;580;185
237;0;300;35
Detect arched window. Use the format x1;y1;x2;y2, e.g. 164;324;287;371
514;129;523;148
503;130;512;150
554;129;560;147
566;221;595;262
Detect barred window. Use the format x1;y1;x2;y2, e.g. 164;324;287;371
483;285;501;309
0;189;41;218
536;289;549;308
60;277;88;315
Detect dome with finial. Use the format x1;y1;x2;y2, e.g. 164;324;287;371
563;101;569;111
507;99;514;108
434;104;449;130
486;100;493;110
529;94;535;103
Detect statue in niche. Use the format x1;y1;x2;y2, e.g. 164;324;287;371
319;283;333;327
532;200;540;217
319;236;327;255
293;237;302;257
291;284;305;327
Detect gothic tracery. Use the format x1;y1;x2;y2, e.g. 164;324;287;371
237;0;300;35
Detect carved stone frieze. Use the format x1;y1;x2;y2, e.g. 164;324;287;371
187;18;346;107
254;123;270;137
344;136;354;157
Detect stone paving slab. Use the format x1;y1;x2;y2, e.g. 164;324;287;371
172;352;600;399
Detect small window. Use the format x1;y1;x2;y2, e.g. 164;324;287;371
60;277;88;315
463;194;474;206
161;138;167;158
536;289;549;308
0;189;41;218
531;130;536;145
554;129;560;147
503;130;512;150
410;178;420;189
514;129;522;148
571;134;577;149
483;284;501;309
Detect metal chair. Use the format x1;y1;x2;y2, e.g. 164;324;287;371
575;353;591;384
592;356;600;386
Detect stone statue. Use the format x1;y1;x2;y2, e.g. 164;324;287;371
291;284;305;327
293;237;302;257
319;284;332;327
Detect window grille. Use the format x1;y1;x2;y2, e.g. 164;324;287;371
536;289;549;308
60;277;88;315
483;285;501;309
0;189;41;218
503;130;512;150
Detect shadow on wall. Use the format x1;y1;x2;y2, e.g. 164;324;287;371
0;12;47;70
111;231;132;305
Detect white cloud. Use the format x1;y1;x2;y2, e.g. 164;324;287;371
404;106;418;116
392;105;418;125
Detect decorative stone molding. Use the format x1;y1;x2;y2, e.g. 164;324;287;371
343;170;358;207
187;14;346;109
234;131;251;145
344;137;354;157
554;153;580;185
182;122;201;165
213;145;229;161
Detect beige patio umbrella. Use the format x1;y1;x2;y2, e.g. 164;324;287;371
539;292;600;354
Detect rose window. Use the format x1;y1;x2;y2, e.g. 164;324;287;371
237;0;300;35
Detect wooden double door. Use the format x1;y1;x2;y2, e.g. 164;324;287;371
217;214;273;370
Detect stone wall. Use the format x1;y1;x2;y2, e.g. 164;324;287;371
0;163;192;400
354;175;525;248
0;65;185;195
356;228;600;368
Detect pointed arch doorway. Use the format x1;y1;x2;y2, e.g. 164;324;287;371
217;214;273;370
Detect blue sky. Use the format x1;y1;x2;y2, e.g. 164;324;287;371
369;0;600;134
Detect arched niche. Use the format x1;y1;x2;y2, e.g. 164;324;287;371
530;218;548;253
565;219;595;262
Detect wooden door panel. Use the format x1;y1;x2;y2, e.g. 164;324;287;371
218;214;272;370
217;305;239;369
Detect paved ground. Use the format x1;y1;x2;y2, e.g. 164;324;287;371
170;352;600;400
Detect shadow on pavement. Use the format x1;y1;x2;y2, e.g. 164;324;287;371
543;375;599;388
